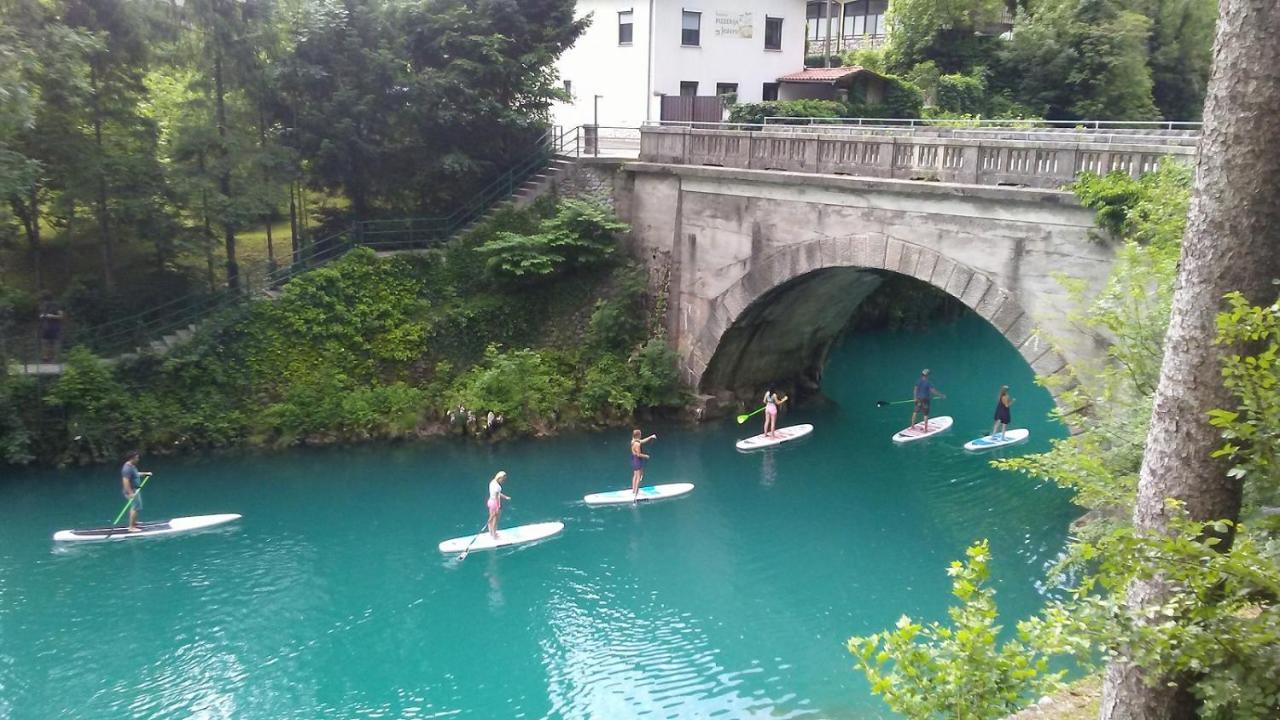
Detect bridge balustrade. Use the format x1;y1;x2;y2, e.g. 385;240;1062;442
640;125;1195;189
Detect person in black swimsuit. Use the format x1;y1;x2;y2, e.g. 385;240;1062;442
630;428;657;500
991;385;1014;440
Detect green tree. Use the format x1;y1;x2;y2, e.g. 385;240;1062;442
997;0;1160;120
884;0;1009;75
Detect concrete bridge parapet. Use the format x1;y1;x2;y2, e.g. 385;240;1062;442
640;125;1195;190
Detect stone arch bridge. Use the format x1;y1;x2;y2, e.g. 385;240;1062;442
611;161;1116;411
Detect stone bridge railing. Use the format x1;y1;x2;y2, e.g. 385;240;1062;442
638;125;1197;189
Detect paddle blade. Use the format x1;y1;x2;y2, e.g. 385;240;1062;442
736;414;750;424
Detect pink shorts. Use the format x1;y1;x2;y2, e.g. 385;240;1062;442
765;404;778;417
487;497;500;513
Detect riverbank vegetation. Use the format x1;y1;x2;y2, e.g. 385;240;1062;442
846;7;1280;713
0;197;686;466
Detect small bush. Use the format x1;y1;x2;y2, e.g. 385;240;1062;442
728;99;846;126
479;199;628;283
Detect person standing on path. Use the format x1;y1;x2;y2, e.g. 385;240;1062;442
909;369;945;432
486;471;510;539
38;293;64;363
630;429;657;500
120;451;149;532
991;385;1014;441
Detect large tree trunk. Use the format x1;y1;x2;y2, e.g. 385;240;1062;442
1099;0;1280;718
90;66;115;293
214;44;239;290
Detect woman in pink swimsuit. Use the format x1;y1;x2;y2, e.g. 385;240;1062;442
486;471;510;539
762;388;787;438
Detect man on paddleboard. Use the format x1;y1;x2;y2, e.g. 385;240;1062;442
631;429;657;500
909;369;946;432
120;451;149;532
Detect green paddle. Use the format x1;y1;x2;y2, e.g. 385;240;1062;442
106;472;152;537
736;397;788;424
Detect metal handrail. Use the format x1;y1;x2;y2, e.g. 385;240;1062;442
757;117;1203;131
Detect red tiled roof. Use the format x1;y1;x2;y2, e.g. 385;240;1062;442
777;66;878;83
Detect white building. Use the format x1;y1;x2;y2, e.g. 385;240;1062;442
553;0;809;129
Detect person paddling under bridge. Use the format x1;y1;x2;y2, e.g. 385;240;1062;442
910;369;946;432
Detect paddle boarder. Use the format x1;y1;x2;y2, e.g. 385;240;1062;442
909;369;946;432
990;385;1014;441
486;471;511;539
762;388;787;439
630;429;657;500
120;451;149;532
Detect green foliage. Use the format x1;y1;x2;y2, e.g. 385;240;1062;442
804;54;844;68
1211;291;1280;513
849;541;1078;720
1143;0;1217;121
727;100;847;126
884;0;1008;75
585;271;647;355
997;162;1189;513
997;0;1160;121
0;371;35;465
479;199;627;283
44;348;141;464
448;345;572;433
259;375;425;443
630;338;685;409
1046;508;1280;719
936;72;987;115
847;76;926;119
843;48;887;73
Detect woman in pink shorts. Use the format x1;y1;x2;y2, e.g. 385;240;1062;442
486;471;510;539
762;388;787;438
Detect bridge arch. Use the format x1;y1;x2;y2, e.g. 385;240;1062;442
692;237;1065;400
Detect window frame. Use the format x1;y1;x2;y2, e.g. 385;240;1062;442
618;9;634;45
762;82;780;101
679;81;699;98
681;10;702;47
764;16;783;51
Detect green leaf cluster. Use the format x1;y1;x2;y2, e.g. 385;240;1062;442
849;541;1078;720
479;199;628;283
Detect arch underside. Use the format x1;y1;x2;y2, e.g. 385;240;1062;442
693;238;1071;403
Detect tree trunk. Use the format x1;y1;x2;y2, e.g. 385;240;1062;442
90;65;115;293
259;110;277;276
11;185;42;291
214;43;239;290
1100;0;1280;717
289;180;299;264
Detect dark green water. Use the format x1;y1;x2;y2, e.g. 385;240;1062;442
0;315;1077;719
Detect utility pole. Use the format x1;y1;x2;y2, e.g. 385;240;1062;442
824;0;837;67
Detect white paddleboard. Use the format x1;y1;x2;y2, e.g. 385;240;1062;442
964;428;1030;451
584;483;695;506
892;416;954;444
52;513;242;542
736;424;815;451
438;521;565;554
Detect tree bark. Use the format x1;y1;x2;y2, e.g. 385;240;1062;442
1100;0;1280;717
214;41;239;290
89;65;115;293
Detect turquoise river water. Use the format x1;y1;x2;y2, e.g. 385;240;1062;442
0;314;1078;719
